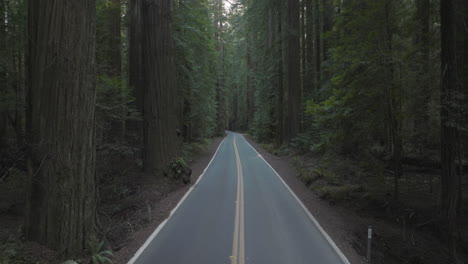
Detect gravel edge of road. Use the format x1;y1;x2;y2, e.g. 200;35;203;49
114;137;225;264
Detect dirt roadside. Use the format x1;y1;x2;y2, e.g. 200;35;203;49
113;136;225;263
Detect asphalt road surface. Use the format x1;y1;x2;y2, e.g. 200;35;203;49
128;132;350;264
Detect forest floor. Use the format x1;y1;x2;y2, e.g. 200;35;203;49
247;136;468;264
0;136;223;264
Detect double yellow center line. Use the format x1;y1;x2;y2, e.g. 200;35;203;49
231;137;245;264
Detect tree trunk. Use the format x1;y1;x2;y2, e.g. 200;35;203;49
322;0;333;63
299;0;305;132
440;0;461;262
14;36;26;146
0;0;7;147
382;2;402;201
26;0;97;256
138;0;181;173
109;0;121;75
414;0;431;155
286;0;300;143
455;0;467;212
315;0;321;87
129;0;144;113
305;0;315;98
246;45;255;129
276;7;284;146
215;1;226;135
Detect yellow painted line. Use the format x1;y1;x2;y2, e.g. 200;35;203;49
231;137;245;264
127;136;228;264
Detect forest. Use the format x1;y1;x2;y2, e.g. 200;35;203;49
0;0;467;263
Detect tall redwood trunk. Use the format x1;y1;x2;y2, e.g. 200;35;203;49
314;0;321;87
286;0;300;142
440;0;461;261
129;0;144;112
0;0;7;147
455;0;468;201
247;44;255;129
139;0;181;173
26;0;97;256
276;7;284;146
321;0;332;63
215;0;226;135
305;0;315;98
299;0;305;132
109;0;121;75
414;0;431;153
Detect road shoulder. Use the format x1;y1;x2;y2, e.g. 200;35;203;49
243;136;364;264
114;137;225;264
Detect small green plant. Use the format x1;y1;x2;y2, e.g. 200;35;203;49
112;185;130;199
171;157;187;175
314;184;363;201
0;239;21;264
87;238;113;264
298;169;316;185
313;167;340;185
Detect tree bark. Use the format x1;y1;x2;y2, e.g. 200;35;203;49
138;0;181;173
0;0;7;147
455;0;467;203
414;0;431;154
246;29;255;130
305;0;315;98
215;0;227;135
315;0;321;87
286;0;300;143
299;0;305;132
276;7;284;146
109;0;121;75
322;0;333;63
440;0;461;262
129;0;144;113
26;0;97;256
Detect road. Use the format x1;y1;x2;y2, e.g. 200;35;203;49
128;132;350;264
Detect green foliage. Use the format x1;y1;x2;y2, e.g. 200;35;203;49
297;169;316;185
171;157;187;171
96;0;122;74
298;0;442;161
181;138;210;163
314;184;363;201
0;89;15;112
96;75;135;119
174;0;218;139
0;238;42;264
95;75;139;142
303;93;357;154
0;240;18;264
0;0;27;114
87;238;113;264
